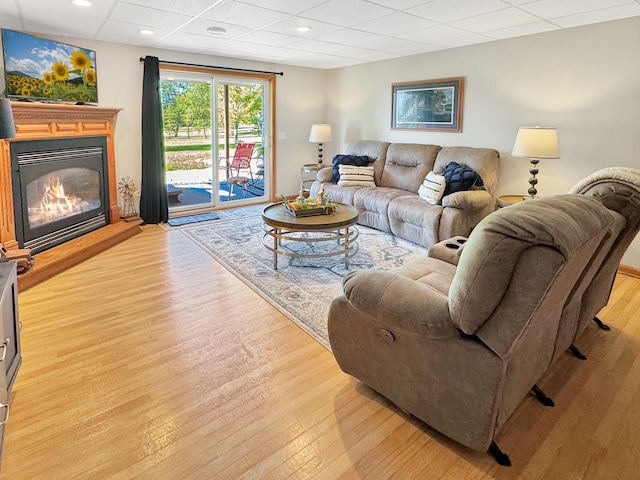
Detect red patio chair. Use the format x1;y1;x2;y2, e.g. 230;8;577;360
223;143;254;198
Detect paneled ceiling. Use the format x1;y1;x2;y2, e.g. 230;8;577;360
2;0;640;69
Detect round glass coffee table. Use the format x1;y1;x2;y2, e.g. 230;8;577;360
261;202;359;270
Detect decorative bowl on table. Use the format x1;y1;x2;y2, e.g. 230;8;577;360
281;195;337;217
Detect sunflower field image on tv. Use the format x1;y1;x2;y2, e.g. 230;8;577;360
2;29;98;104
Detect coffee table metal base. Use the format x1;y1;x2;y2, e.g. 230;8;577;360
262;225;358;270
261;202;360;270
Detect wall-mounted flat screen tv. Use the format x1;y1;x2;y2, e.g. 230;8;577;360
2;29;98;104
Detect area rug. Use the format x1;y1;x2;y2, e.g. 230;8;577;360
180;214;429;349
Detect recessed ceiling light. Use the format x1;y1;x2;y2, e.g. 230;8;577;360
72;0;92;6
139;29;155;36
296;26;311;33
207;26;227;35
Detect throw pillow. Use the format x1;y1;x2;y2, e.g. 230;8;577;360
337;165;376;187
419;171;446;205
442;162;484;197
332;154;371;183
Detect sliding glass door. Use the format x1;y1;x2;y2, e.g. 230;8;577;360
215;78;268;205
160;72;270;213
161;76;213;211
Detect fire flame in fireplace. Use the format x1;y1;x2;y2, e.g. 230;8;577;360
28;176;92;227
41;177;78;211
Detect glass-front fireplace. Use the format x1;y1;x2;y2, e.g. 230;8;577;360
10;136;109;253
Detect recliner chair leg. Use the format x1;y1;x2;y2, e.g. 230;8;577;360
569;344;587;360
489;441;511;466
531;384;555;407
593;316;611;331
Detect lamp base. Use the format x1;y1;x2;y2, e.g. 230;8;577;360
527;158;539;199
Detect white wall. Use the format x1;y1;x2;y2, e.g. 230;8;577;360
326;17;640;269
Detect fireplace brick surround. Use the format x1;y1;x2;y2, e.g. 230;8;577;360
0;102;142;290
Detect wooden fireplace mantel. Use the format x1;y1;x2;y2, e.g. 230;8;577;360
0;102;142;290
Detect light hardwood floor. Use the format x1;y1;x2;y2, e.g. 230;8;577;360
1;224;639;479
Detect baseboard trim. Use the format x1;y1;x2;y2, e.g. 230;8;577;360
619;264;640;279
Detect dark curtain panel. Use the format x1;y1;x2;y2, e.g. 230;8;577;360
140;56;168;224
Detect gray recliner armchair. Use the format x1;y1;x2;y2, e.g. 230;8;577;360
328;195;622;465
567;167;640;346
427;167;640;361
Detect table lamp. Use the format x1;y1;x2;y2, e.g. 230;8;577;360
308;124;332;164
511;126;559;199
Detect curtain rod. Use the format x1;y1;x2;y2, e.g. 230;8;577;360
139;57;284;76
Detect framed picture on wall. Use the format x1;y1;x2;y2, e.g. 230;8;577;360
391;77;464;132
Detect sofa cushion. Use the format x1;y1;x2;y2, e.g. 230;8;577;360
346;141;391;185
419;171;446;205
323;183;366;205
353;187;413;232
442;162;484;197
388;195;443;248
332;154;371;183
433;147;499;196
380;143;441;192
338;165;376;187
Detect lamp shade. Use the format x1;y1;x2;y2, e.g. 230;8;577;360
308;124;332;143
0;98;17;140
511;126;559;159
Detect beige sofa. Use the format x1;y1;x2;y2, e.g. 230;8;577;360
310;140;500;248
327;194;624;465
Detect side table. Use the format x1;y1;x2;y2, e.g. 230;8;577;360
301;163;323;194
497;195;527;208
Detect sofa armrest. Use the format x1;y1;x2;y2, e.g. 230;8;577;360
441;189;493;210
317;167;334;183
427;236;468;266
342;269;459;338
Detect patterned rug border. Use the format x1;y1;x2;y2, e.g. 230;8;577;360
180;213;429;349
